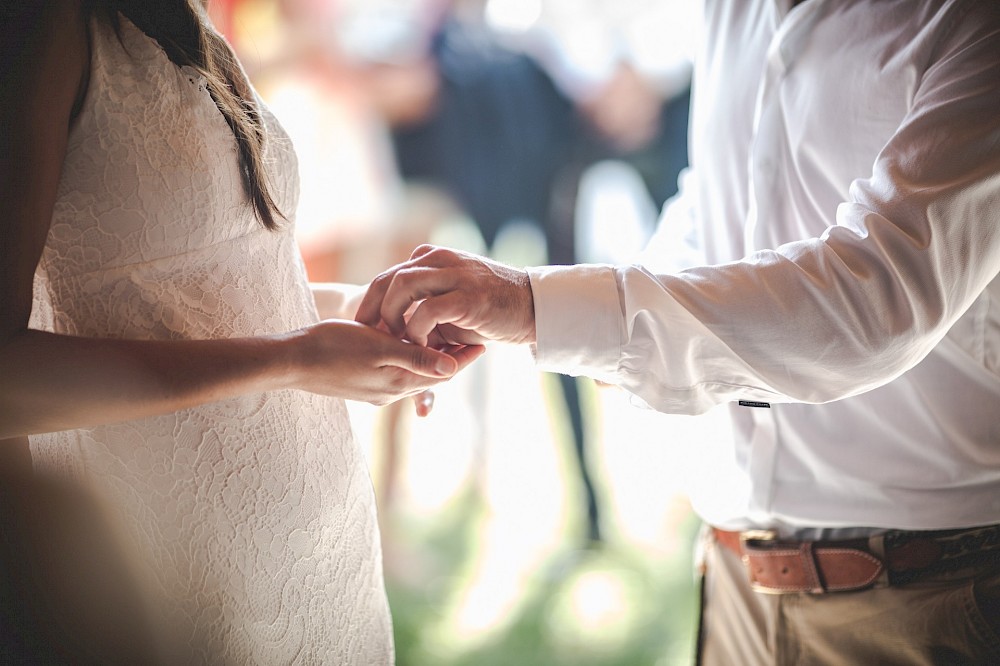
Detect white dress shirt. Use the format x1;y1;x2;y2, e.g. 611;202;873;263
528;0;1000;537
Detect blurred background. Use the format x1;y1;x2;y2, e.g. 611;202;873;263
208;1;730;664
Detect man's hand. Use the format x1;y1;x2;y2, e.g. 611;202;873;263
356;245;537;347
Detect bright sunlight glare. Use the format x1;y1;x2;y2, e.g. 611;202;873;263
485;0;543;34
569;570;628;630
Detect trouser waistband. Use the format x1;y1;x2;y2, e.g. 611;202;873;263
711;523;1000;594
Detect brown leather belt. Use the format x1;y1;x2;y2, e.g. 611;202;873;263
712;524;1000;594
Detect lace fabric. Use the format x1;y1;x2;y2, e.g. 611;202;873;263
28;14;393;664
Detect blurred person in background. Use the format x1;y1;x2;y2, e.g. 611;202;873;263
0;0;483;662
358;0;1000;663
337;0;695;547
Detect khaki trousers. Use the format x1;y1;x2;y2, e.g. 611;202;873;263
696;530;1000;665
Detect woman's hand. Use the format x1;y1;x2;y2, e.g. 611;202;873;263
0;321;482;439
288;319;484;407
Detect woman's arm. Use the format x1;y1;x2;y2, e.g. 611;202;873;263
311;282;367;320
0;323;483;439
0;2;482;441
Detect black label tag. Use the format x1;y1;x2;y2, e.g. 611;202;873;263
738;400;771;409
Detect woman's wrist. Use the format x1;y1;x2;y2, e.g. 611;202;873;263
270;327;315;394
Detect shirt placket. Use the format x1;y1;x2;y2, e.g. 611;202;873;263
744;0;825;524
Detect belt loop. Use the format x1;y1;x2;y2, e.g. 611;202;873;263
800;541;825;594
868;533;891;588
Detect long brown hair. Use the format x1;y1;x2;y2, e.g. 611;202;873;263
89;0;283;229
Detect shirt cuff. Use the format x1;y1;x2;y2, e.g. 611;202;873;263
527;264;622;379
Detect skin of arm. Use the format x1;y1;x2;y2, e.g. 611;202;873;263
0;1;484;443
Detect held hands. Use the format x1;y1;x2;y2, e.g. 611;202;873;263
316;243;536;416
356;245;536;348
289;319;484;416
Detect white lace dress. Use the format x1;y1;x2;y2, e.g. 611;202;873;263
28;14;393;665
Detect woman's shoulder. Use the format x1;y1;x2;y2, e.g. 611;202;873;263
1;0;91;121
1;0;90;53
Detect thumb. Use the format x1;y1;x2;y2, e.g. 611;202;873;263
396;344;458;378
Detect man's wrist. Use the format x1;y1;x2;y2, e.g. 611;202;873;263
515;269;537;345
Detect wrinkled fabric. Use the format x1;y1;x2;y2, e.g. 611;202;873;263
530;0;1000;537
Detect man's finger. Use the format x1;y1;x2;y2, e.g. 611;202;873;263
426;324;485;348
409;244;438;261
435;323;489;347
447;343;486;371
356;270;394;327
379;267;457;339
405;291;474;346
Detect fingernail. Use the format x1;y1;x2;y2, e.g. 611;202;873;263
436;358;455;376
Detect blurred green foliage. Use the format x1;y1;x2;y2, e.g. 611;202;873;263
385;488;702;666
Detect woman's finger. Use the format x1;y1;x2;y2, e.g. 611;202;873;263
412;390;434;417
